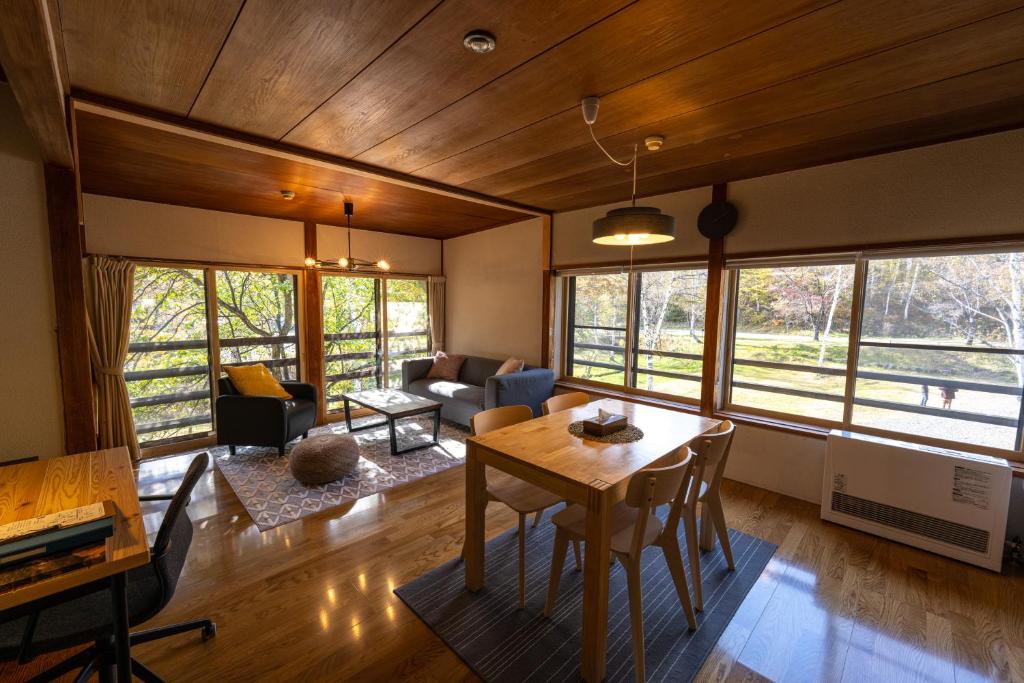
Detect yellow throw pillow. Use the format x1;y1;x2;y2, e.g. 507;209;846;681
224;364;292;399
496;357;524;375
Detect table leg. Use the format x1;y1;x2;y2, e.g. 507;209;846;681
343;398;353;431
388;417;398;455
581;486;612;682
464;440;487;592
432;407;441;444
111;572;131;683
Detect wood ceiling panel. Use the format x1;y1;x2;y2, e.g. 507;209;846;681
466;10;1024;204
189;0;437;138
352;0;831;172
58;0;243;114
538;91;1024;212
75;110;532;239
284;0;630;158
419;0;1023;191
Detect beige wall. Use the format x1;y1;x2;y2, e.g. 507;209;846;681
0;84;65;460
83;194;443;275
317;224;441;275
444;219;544;365
553;128;1024;264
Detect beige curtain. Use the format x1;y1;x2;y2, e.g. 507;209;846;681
427;275;446;353
87;256;140;460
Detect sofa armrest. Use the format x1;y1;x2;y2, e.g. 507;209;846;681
485;368;556;417
214;395;287;443
280;381;318;406
402;358;434;390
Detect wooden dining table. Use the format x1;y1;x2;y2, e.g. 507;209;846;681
0;447;150;683
464;397;720;682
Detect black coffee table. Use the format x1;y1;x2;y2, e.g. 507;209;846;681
341;389;443;455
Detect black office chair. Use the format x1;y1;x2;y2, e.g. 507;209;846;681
0;453;215;683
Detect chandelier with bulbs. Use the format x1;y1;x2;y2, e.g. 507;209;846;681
304;200;391;272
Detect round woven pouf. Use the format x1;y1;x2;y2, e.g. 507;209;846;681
289;433;360;485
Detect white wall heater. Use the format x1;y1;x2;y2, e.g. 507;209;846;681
822;430;1011;572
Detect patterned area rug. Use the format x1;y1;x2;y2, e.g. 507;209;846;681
211;415;468;531
396;509;776;682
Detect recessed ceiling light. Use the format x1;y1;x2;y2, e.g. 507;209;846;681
280;190;295;200
463;30;496;54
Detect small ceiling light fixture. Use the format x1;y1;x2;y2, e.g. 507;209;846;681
280;189;296;200
463;30;496;54
305;201;391;272
581;96;674;246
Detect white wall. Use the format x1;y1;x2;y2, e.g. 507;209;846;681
0;84;65;460
83;195;443;275
443;218;545;365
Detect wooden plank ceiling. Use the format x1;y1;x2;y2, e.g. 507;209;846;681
57;0;1024;236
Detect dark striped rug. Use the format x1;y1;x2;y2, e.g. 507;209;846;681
395;510;776;682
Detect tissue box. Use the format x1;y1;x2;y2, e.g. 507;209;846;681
582;412;628;436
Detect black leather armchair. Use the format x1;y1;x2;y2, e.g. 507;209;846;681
216;377;318;455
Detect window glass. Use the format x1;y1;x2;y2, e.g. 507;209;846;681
322;275;380;412
853;253;1024;449
631;269;707;400
386;279;430;387
567;273;629;386
216;270;299;380
126;266;212;445
729;263;855;421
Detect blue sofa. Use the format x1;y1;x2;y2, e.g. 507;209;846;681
401;355;555;427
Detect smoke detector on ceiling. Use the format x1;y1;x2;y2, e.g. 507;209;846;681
463;30;496;54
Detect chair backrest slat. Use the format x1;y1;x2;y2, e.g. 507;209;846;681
541;392;589;416
471;405;534;436
624;448;694;508
687;421;735;505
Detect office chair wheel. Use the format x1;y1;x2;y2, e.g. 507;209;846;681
202;623;217;641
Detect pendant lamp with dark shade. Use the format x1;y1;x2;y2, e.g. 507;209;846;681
580;96;675;246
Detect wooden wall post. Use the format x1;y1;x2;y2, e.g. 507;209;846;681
700;183;728;417
540;214;554;368
45;164;96;453
303;222;325;424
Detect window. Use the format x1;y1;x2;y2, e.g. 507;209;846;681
631;269;707;400
126;266;213;445
726;262;855;422
852;252;1024;450
216;270;299;380
322;275;380;412
566;273;628;385
386;278;430;387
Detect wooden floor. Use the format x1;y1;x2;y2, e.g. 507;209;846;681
4;452;1023;682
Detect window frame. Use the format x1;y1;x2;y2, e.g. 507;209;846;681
560;264;709;408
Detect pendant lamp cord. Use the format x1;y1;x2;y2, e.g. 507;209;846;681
588;125;639;206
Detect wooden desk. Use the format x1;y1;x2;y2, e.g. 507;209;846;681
464;398;719;682
0;447;149;682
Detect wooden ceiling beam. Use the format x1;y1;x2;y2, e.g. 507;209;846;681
71;97;548;219
0;0;73;166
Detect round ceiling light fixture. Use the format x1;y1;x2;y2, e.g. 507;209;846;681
463;30;496;54
593;206;675;245
280;189;296;200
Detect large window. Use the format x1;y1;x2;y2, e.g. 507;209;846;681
216;270;299;380
126;266;213;445
852;252;1024;450
726;262;855;422
386;278;430;387
322;275;380;412
565;268;707;402
632;269;707;400
566;273;628;385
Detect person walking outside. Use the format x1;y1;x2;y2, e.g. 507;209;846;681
940;385;957;409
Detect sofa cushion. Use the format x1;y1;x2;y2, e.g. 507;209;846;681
426;352;466;381
409;379;485;408
224;364;292;399
459;356;505;387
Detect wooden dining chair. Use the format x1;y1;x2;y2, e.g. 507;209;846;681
544;449;697;682
541;391;589;415
681;420;736;611
469;405;580;608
